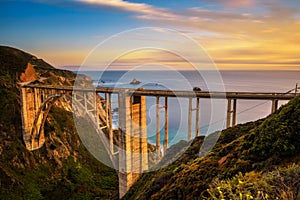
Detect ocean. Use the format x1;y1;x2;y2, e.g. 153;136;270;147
76;70;300;145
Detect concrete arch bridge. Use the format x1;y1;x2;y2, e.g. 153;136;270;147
20;84;298;198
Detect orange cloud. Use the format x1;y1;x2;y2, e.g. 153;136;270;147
75;0;176;18
224;0;256;7
51;0;300;70
203;0;256;7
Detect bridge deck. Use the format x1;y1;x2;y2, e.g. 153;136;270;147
22;84;297;100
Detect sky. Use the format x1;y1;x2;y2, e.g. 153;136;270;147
1;0;300;70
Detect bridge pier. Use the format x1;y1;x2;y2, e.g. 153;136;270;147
187;98;201;140
156;96;161;159
195;98;200;137
164;97;169;152
105;93;114;153
226;98;237;128
155;97;169;157
271;99;278;113
188;98;193;140
118;89;148;198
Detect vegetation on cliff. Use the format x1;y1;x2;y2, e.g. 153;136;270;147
124;95;300;200
0;46;118;199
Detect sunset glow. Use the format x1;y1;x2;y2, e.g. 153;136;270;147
1;0;299;70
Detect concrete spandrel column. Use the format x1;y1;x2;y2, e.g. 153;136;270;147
139;96;148;172
188;97;193;141
226;98;232;128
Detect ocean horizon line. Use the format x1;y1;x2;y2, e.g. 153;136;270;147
58;67;300;72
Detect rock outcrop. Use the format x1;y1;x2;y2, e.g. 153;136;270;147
130;78;141;85
19;62;39;83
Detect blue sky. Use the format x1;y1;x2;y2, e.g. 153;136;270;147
1;0;300;70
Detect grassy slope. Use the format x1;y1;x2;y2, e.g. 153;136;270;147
124;95;300;199
0;46;119;199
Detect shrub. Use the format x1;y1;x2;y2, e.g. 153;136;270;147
206;164;300;200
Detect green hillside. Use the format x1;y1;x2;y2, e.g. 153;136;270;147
124;95;300;200
0;46;119;199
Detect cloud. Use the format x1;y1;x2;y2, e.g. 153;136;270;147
136;1;299;69
74;0;176;19
34;0;299;69
204;0;256;7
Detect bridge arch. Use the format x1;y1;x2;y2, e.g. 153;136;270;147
20;86;117;169
26;92;109;152
28;93;80;150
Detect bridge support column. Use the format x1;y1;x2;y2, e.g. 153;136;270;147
195;98;200;137
226;98;237;128
164;97;169;152
106;93;114;153
271;99;278;113
118;90;148;198
187;98;201;140
188;98;193;141
156;97;169;157
232;99;237;126
156;97;161;159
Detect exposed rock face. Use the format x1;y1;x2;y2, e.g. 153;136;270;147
20;62;39;82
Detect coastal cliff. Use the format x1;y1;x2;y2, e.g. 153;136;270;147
0;46;119;199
